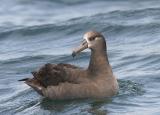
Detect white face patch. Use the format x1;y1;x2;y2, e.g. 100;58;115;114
82;31;106;50
83;38;93;48
83;31;102;49
83;34;90;44
83;34;88;40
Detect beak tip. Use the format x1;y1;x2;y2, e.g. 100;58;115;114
72;51;76;58
71;39;88;58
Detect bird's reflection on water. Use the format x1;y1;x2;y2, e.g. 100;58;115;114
40;97;112;114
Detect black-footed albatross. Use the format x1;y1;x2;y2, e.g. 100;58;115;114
19;31;119;100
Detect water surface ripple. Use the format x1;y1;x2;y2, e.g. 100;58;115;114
0;0;160;115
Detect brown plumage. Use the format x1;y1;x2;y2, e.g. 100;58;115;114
32;63;72;86
19;31;119;100
20;63;79;87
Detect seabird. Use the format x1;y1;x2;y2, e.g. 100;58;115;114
19;31;119;100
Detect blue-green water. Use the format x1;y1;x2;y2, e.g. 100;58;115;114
0;0;160;115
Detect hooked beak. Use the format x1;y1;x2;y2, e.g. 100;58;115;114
72;39;88;57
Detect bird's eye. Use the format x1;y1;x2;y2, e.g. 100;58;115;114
89;37;95;41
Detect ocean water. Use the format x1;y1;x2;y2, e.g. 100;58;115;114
0;0;160;115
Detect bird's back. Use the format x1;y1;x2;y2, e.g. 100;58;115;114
20;63;80;88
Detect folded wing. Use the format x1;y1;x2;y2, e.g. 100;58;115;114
19;63;79;88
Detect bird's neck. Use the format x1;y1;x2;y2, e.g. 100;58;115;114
88;48;112;74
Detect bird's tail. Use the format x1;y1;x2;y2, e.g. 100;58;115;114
18;78;29;81
18;71;37;81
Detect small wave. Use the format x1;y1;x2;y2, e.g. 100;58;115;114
0;20;160;42
0;52;89;65
1;5;160;41
0;55;65;66
118;79;145;96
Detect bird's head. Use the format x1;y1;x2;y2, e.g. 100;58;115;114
72;31;106;57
